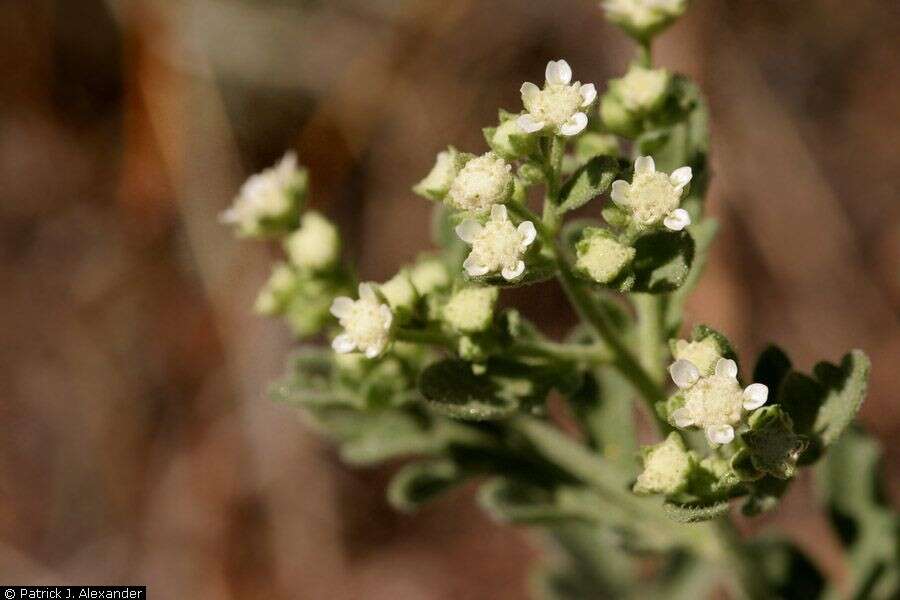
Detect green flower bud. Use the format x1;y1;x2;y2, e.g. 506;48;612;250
633;432;694;496
379;269;419;314
486;118;538;161
670;337;722;376
442;286;499;333
413;147;471;202
609;66;671;115
602;0;688;42
575;132;620;162
254;262;298;315
284;211;340;271
600;93;639;138
575;228;635;284
410;256;451;295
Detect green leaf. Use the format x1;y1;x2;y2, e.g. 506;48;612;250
387;459;467;512
662;500;730;523
463;254;557;288
748;537;826;600
618;229;695;294
772;350;870;460
817;428;899;600
419;359;519;420
741;406;809;480
556;156;624;214
752;345;793;392
477;478;601;525
812;350;870;447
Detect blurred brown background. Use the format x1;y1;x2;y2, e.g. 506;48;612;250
1;0;898;598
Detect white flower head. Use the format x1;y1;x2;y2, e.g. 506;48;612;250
284;211;339;270
330;283;394;359
669;357;770;446
455;205;537;281
610;156;692;230
518;60;597;137
446;152;513;213
602;0;687;38
612;65;671;112
575;228;636;284
220;151;306;236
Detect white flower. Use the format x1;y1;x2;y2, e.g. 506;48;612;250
284;211;339;270
602;0;687;36
446;152;513;213
330;283;393;358
669;357;770;445
220;152;306;236
518;60;597;137
455;205;537;281
613;66;670;112
610;156;692;230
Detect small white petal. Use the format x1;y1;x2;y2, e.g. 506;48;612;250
455;219;482;244
517;221;537;248
517;114;545;133
332;334;356;354
329;297;354;319
559;112;588;136
545;59;572;86
663;208;691;231
669;166;693;189
359;283;377;303
634;155;655;175
669;359;700;389
706;424;735;445
219;208;239;224
743;383;769;410
463;255;490;277
365;345;382;359
610;180;632;206
672;407;694;428
579;83;597;106
715;358;738;379
520;81;540;103
502;261;526;280
490;204;508;222
379;305;393;329
609;179;631;206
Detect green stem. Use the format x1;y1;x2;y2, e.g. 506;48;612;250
634;293;668;385
714;518;769;600
394;327;611;366
638;39;653;68
554;253;670;432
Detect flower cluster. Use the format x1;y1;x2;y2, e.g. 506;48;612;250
220;152;307;237
518;60;597;137
330;284;394;359
456;205;537;281
602;0;688;40
668;357;768;445
611;156;692;230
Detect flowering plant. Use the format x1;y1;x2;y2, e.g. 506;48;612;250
223;3;896;598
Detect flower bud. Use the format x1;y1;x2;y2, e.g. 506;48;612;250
633;432;694;496
410;256;451;296
446;152;514;213
602;0;688;42
413;147;472;202
670;336;722;376
379;269;419;314
284;211;340;271
609;65;671;114
575;228;635;284
442;286;499;333
486;118;538;161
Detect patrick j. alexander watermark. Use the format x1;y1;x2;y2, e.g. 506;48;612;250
0;588;146;599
